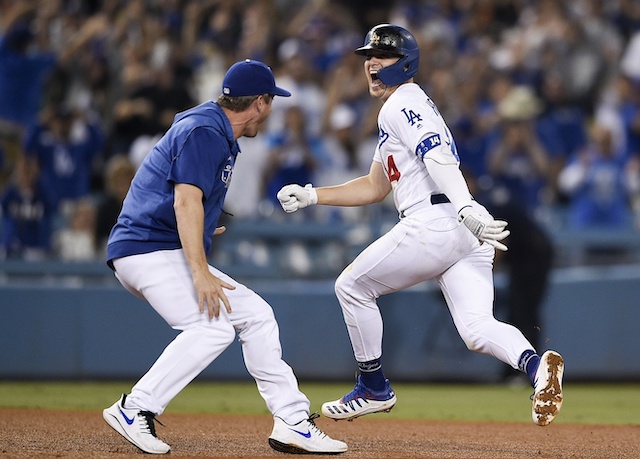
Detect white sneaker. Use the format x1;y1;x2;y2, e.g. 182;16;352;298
103;394;171;454
268;413;348;454
532;351;564;426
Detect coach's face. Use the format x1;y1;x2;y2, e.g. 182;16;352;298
245;94;273;138
364;53;401;100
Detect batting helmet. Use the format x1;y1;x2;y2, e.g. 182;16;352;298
355;24;419;86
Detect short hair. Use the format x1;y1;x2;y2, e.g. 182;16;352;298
217;94;258;112
217;93;271;112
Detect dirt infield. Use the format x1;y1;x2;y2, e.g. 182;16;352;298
0;408;638;458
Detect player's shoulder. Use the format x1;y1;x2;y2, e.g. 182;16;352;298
382;84;433;116
386;82;426;104
380;83;438;129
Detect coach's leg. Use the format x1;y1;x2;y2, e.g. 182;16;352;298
113;250;237;415
220;274;310;424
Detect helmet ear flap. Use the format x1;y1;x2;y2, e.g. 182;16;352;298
376;54;419;86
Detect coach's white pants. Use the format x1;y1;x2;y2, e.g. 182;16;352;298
112;249;310;423
335;201;534;369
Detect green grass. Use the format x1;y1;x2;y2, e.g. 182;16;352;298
0;380;638;425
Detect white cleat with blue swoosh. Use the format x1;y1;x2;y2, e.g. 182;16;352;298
269;413;347;454
103;394;170;454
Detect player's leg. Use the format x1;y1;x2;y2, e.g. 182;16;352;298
207;267;347;453
324;216;455;420
112;250;237;414
437;242;533;366
210;267;310;422
437;243;563;425
104;249;236;454
334;217;456;364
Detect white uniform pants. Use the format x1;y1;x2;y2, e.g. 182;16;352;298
112;249;310;423
335;201;534;369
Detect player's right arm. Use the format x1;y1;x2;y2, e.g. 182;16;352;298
277;161;391;212
317;161;391;206
174;183;234;319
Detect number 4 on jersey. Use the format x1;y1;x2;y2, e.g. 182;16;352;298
387;155;401;182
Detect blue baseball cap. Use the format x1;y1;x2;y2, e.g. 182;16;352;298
222;59;291;97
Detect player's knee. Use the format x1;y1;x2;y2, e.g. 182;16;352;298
461;335;483;353
245;308;278;336
335;271;361;307
334;271;350;301
222;326;237;346
203;324;236;347
459;319;492;353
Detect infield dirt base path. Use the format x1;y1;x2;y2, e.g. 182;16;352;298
0;408;638;458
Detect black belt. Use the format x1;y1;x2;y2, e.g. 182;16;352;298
430;193;450;205
400;194;450;218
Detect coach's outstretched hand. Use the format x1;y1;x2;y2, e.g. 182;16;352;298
277;183;318;213
458;206;510;251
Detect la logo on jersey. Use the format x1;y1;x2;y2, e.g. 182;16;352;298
401;108;422;127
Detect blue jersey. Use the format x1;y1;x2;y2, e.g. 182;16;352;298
0;34;56;127
24;120;104;206
107;101;239;266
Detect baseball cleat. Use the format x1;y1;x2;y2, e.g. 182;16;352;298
321;375;396;421
532;350;564;426
103;394;171;454
268;413;348;454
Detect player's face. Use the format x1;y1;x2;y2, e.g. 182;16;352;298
364;53;401;100
245;94;273;137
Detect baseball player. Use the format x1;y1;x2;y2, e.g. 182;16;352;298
102;59;347;455
277;24;564;427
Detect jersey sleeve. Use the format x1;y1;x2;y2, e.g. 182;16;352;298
383;93;460;166
167;126;227;200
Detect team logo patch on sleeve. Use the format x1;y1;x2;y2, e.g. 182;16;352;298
416;134;441;160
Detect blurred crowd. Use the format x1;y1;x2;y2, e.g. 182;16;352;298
2;0;640;262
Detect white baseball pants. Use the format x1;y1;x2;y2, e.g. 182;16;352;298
334;201;534;369
112;249;310;423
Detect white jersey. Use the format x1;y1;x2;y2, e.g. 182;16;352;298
373;83;460;214
340;85;533;381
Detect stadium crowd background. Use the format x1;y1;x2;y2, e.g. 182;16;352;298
1;0;640;269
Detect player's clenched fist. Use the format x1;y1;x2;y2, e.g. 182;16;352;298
277;183;318;213
458;206;510;251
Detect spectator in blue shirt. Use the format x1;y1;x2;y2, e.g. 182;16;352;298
486;86;553;212
0;20;56;132
23;106;105;213
0;5;108;132
0;155;54;260
558;123;632;229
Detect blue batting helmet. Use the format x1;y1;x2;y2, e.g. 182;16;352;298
354;24;419;86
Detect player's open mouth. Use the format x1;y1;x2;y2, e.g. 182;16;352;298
370;71;382;87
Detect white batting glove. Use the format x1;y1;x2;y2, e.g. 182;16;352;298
458;206;510;251
277;183;318;213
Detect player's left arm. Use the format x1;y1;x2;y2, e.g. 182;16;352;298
418;133;475;214
417;132;510;251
